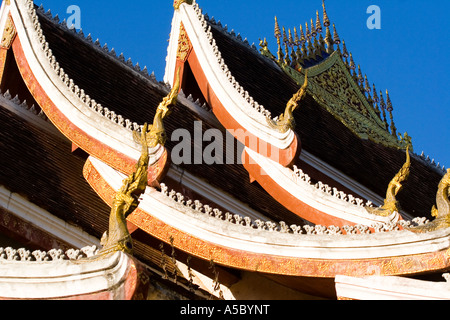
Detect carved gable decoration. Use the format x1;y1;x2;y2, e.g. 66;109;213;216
1;15;17;50
280;51;408;150
176;23;192;63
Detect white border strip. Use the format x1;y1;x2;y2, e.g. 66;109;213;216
90;156;450;261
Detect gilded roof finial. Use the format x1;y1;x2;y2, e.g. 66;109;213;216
341;40;349;58
322;0;330;27
357;65;364;89
315;10;323;34
173;0;193;10
386;90;397;137
325;24;333;54
332;23;340;45
348;53;356;71
274;16;284;63
299;24;306;43
293;27;303;66
379;90;389;131
282;27;291;65
366;145;411;217
310;18;317;38
364;75;371;94
288;28;297;65
267;71;308;133
372;84;381;118
299;25;308;59
305;21;311;42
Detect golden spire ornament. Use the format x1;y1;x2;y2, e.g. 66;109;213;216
322;0;330;27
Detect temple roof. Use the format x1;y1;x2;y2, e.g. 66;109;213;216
10;4;306;226
22;2;444;220
168;3;444;219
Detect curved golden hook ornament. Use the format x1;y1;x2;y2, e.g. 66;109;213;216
99;68;181;255
133;67;181;148
99;123;150;256
366;146;411;217
267;70;308;133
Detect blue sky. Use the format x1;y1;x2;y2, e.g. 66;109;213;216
38;0;449;170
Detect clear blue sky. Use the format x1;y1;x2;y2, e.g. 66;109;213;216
39;0;449;170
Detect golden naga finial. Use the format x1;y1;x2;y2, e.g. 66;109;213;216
409;169;450;233
99;123;151;256
99;69;181;256
134;67;181;148
267;71;308;133
173;0;193;10
366;146;411;217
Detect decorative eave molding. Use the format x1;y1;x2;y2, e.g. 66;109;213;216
335;274;450;300
2;0;168;181
164;2;297;156
167;164;270;222
243;147;401;227
84;155;450;278
0;251;142;300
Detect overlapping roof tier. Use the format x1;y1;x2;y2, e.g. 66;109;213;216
0;0;449;299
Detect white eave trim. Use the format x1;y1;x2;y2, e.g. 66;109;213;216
164;4;296;151
246;147;400;226
90;156;450;261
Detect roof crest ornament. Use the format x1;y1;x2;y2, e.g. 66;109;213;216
99;122;151;256
267;71;308;133
158;183;427;235
366;146;411;217
174;0;193;10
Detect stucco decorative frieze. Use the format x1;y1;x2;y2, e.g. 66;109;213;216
0;245;99;262
176;23;192;62
158;182;424;235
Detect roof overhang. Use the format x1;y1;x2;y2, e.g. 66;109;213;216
84;154;450;279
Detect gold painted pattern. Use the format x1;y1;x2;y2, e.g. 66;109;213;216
1;15;16;49
176;23;192;62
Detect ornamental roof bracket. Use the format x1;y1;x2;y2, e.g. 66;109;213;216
99;69;180;256
267;71;308;133
365;146;411;217
408;169;450;233
99;123;151;256
133;67;181;148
